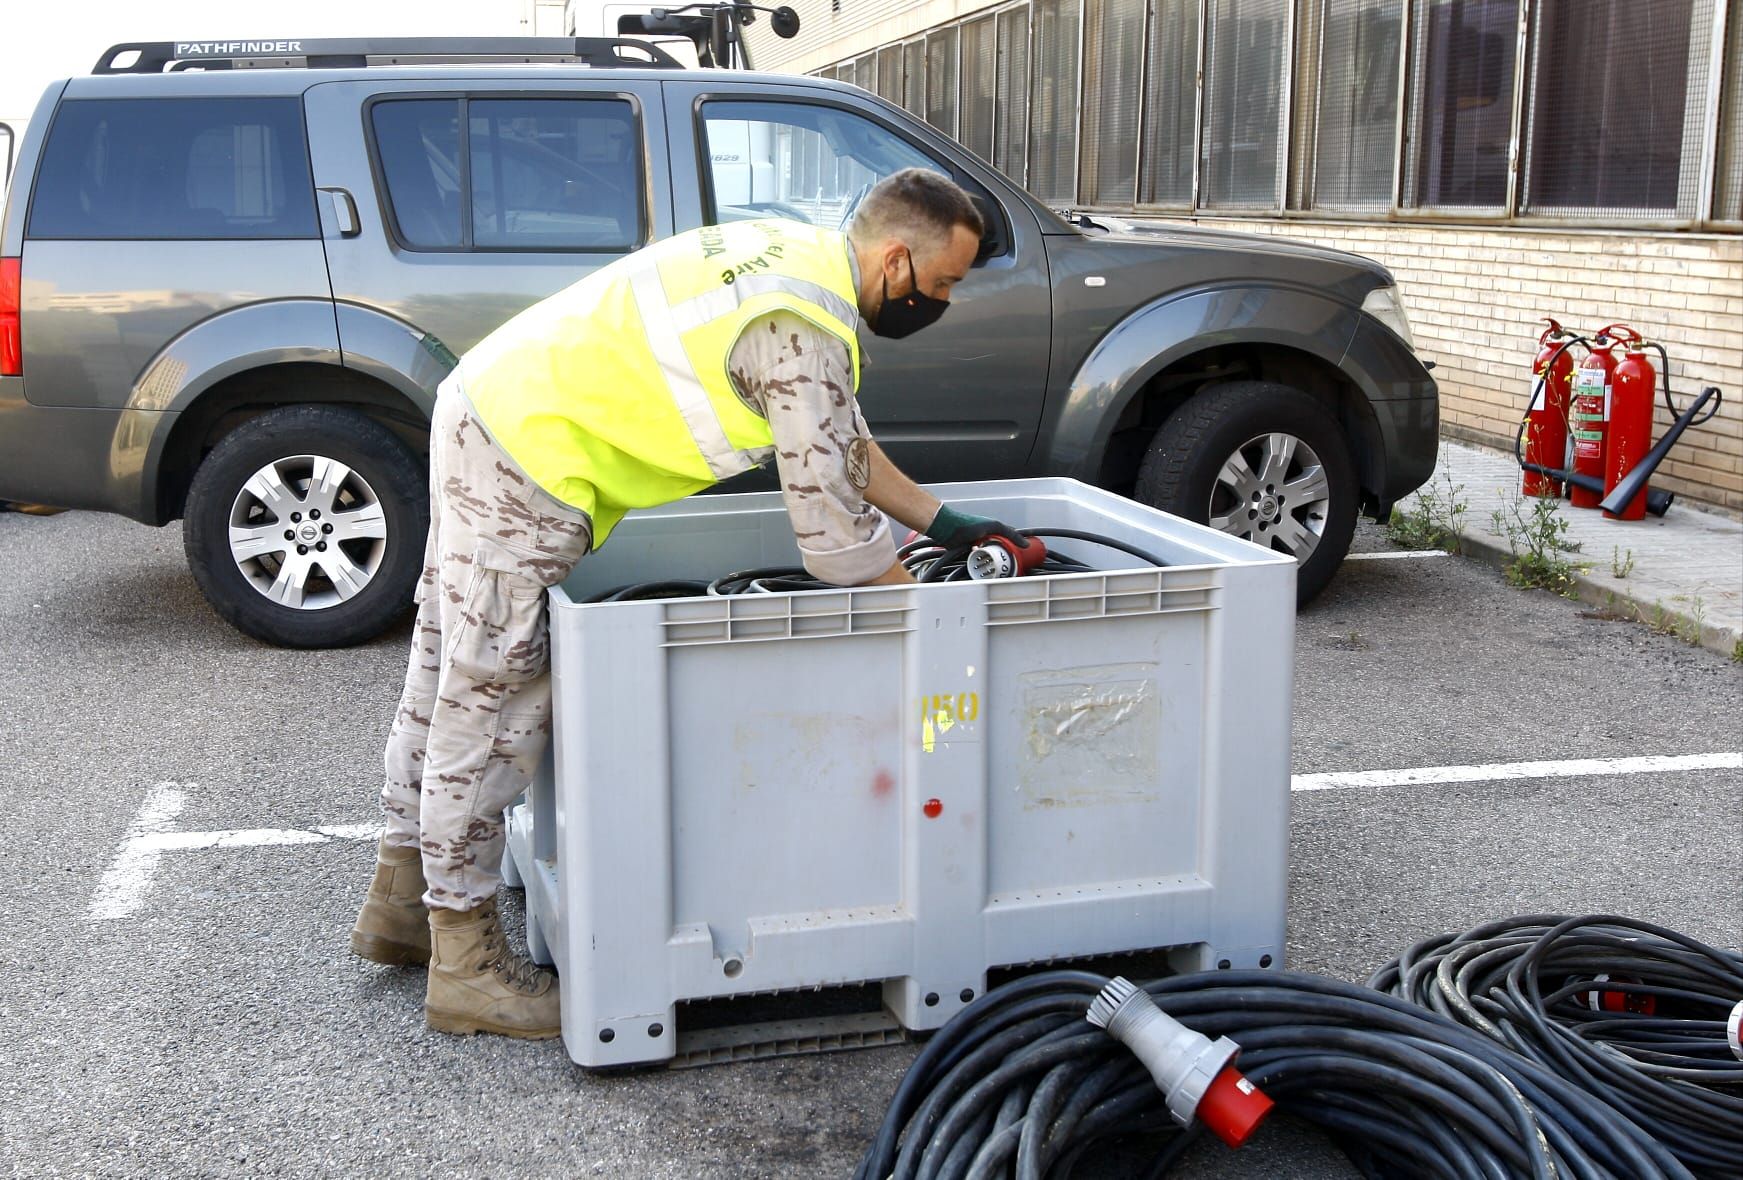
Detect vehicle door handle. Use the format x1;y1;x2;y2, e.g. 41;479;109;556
318;187;361;238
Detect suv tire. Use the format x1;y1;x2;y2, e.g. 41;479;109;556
183;406;428;648
1135;381;1357;605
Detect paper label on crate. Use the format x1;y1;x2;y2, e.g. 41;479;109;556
1018;665;1161;807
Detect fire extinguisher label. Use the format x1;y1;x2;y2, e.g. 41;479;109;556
1528;377;1546;414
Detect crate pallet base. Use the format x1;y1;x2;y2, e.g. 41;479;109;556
510;479;1295;1068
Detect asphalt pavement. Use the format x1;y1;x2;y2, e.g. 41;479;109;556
0;508;1738;1179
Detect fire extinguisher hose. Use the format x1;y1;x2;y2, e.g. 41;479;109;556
1644;341;1725;427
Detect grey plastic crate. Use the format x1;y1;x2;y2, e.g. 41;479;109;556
505;478;1295;1067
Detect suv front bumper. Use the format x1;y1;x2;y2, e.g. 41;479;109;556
1341;319;1439;514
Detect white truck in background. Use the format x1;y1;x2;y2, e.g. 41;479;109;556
567;2;701;66
567;1;795;204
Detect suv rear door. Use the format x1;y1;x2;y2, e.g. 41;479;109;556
302;75;671;370
21;92;332;409
661;78;1053;482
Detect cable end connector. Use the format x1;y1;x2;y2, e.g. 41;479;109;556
966;535;1047;580
1085;976;1273;1148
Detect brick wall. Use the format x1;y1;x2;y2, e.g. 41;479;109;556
1143;218;1743;514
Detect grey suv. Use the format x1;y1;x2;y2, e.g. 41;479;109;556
0;38;1436;647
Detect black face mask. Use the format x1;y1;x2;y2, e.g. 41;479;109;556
872;250;950;340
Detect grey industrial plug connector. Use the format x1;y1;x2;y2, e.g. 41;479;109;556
1085;976;1274;1148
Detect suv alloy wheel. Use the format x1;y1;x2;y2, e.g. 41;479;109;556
1136;381;1358;604
182;405;428;647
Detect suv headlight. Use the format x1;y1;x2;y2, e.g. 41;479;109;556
1360;285;1416;351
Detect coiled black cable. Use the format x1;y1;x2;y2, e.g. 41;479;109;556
581;579;712;603
581;528;1166;602
1369;914;1743;1177
856;964;1698;1180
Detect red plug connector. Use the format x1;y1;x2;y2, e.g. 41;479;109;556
966;535;1046;579
1086;976;1274;1148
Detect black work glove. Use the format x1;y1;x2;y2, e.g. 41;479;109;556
926;504;1032;550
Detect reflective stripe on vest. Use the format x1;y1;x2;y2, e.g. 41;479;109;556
668;275;861;338
629;267;750;482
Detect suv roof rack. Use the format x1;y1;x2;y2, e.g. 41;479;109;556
92;37;684;75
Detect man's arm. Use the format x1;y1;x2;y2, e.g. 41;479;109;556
729;311;909;586
861;440;1033;558
862;441;941;536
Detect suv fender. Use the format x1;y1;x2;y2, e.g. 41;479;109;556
113;299;341;522
1037;284;1365;480
122;300;435;524
331;303;456;412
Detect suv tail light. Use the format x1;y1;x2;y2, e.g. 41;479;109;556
0;258;20;377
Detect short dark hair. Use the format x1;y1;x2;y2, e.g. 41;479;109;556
848;168;984;252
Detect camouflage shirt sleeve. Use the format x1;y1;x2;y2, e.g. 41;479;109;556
727;310;896;585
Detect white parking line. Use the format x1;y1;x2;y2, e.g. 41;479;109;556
1292;752;1742;792
1343;550;1451;561
87;781;187;921
88;753;1739;919
88;793;381;921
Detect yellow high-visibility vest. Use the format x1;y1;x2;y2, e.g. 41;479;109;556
456;219;864;546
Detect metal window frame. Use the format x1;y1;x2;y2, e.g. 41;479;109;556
1191;0;1292;213
1276;0;1298;211
1393;0;1521;219
1025;0;1082;203
1389;0;1410;211
960;12;1000;163
1502;0;1529;217
1515;0;1718;221
1695;0;1731;221
1191;0;1208;209
1304;0;1326;210
1073;0;1087;206
926;25;963;139
1132;0;1155;204
1302;0;1402;214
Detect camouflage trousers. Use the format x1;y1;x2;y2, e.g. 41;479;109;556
380;381;591;911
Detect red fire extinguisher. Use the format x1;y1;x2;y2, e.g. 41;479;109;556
1604;333;1657;521
1523;319;1575;498
1568;327;1624;509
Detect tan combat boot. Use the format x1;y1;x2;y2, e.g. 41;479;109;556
425;895;560;1039
349;838;432;966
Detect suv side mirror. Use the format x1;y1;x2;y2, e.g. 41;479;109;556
970;194;1006;263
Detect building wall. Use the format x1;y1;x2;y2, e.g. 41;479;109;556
744;1;1743;513
750;2;999;74
1143;218;1743;513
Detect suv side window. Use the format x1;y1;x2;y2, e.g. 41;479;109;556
370;97;642;252
700;100;943;230
28;98;317;240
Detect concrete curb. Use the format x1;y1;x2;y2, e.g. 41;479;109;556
1442;530;1741;659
